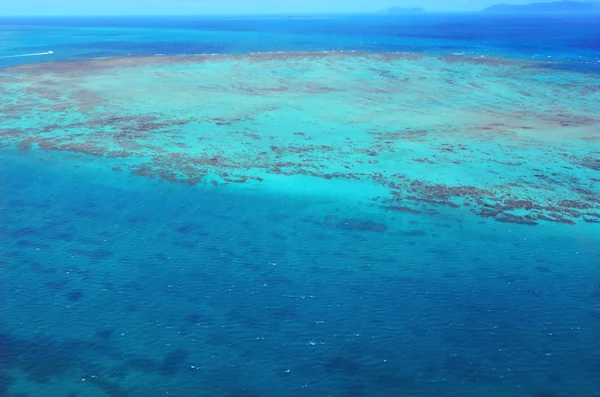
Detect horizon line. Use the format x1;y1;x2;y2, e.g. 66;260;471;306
2;10;600;17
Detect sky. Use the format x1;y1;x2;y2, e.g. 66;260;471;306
0;0;542;16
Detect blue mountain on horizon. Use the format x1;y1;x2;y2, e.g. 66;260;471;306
484;0;600;12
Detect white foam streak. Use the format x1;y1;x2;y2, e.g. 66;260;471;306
0;50;54;59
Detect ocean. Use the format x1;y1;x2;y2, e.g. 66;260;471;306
0;13;599;397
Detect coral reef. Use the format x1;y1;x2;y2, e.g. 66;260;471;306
1;52;598;225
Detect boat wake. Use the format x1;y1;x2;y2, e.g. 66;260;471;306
0;50;54;59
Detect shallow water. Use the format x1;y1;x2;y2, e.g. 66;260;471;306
1;14;599;397
1;52;599;224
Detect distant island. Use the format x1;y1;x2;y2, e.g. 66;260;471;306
378;7;426;14
483;0;600;12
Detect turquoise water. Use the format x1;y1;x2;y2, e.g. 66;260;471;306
1;14;599;397
1;52;599;224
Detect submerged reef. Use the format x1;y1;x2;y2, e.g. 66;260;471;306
1;52;599;225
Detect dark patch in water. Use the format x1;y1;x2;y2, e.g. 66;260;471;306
124;305;140;313
154;252;171;262
312;216;388;232
548;373;562;383
400;230;427;237
533;390;560;397
30;261;58;274
226;309;268;329
123;282;143;291
227;388;260;397
244;262;261;271
95;328;116;340
70;248;114;260
17;239;50;248
128;215;150;224
444;355;494;383
185;313;209;325
160;349;189;376
340;383;366;397
267;304;299;321
442;272;459;278
44;279;69;290
371;370;415;390
66;290;84;302
322;357;362;375
124;356;157;372
174;240;196;250
87;376;132;397
206;332;231;346
11;227;39;238
0;371;14;396
175;223;196;233
0;332;94;384
54;232;74;241
337;219;388;232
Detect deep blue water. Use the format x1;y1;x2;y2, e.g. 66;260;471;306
1;13;600;397
2;147;599;397
1;14;599;71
